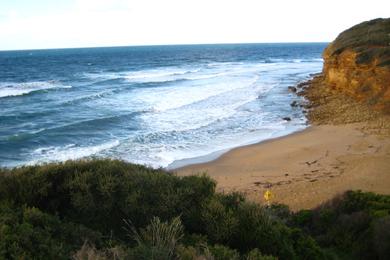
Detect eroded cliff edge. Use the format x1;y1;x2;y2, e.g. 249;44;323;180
322;18;390;112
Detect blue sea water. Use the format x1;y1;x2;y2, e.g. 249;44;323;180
0;43;326;168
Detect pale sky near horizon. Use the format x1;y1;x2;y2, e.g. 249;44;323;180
0;0;389;50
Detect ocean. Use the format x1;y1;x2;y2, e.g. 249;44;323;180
0;43;326;168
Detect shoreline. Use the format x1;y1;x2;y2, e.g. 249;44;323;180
175;76;390;211
167;125;308;170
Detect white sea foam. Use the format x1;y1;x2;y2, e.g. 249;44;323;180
114;121;305;169
84;63;252;84
84;67;202;83
0;44;328;169
124;67;199;81
105;61;322;168
87;60;312;86
135;75;259;112
0;81;71;98
28;140;120;165
4;60;323;168
138;79;266;132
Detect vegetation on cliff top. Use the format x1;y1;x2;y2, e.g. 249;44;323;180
327;18;390;66
0;159;389;259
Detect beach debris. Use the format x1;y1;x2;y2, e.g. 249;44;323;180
253;181;272;188
275;180;292;186
290;101;298;107
305;160;318;166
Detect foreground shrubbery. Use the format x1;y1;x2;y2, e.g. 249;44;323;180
0;159;389;259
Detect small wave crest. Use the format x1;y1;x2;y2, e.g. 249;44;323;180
24;111;148;136
125;68;198;80
83;66;226;84
29;140;120;164
0;81;72;98
61;90;115;105
84;61;319;86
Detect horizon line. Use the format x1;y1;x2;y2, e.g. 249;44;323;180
0;41;330;52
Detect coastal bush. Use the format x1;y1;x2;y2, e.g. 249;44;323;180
230;202;280;252
201;197;239;243
208;244;240;259
199;195;325;259
126;216;184;259
245;249;277;260
372;216;390;259
1;160;389;259
292;190;390;259
0;159;215;240
0;202;101;259
73;242;128;260
329;18;390;66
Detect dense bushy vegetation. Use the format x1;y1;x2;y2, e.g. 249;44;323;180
328;18;390;66
0;159;389;259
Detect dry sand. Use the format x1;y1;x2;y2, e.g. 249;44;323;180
175;76;390;211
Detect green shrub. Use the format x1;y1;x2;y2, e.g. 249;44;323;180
175;174;216;234
127;216;184;259
209;244;240;260
245;249;277;260
232;202;297;258
292;210;313;227
289;228;325;259
267;203;291;224
372;216;390;259
292;190;390;259
329;18;390;66
73;242;128;260
175;245;201;260
201;197;239;243
1;161;389;259
0;159;216;240
0;202;101;259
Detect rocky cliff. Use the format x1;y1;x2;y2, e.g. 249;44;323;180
322;18;390;112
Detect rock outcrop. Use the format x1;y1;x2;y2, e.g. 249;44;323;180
322;18;390;112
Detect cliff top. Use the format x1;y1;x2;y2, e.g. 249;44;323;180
327;18;390;67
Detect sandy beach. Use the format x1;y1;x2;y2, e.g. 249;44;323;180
176;76;390;211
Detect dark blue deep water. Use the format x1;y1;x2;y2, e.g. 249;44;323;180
0;43;326;167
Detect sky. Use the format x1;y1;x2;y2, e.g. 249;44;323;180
0;0;389;50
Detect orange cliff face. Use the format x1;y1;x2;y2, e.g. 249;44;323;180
321;18;390;112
